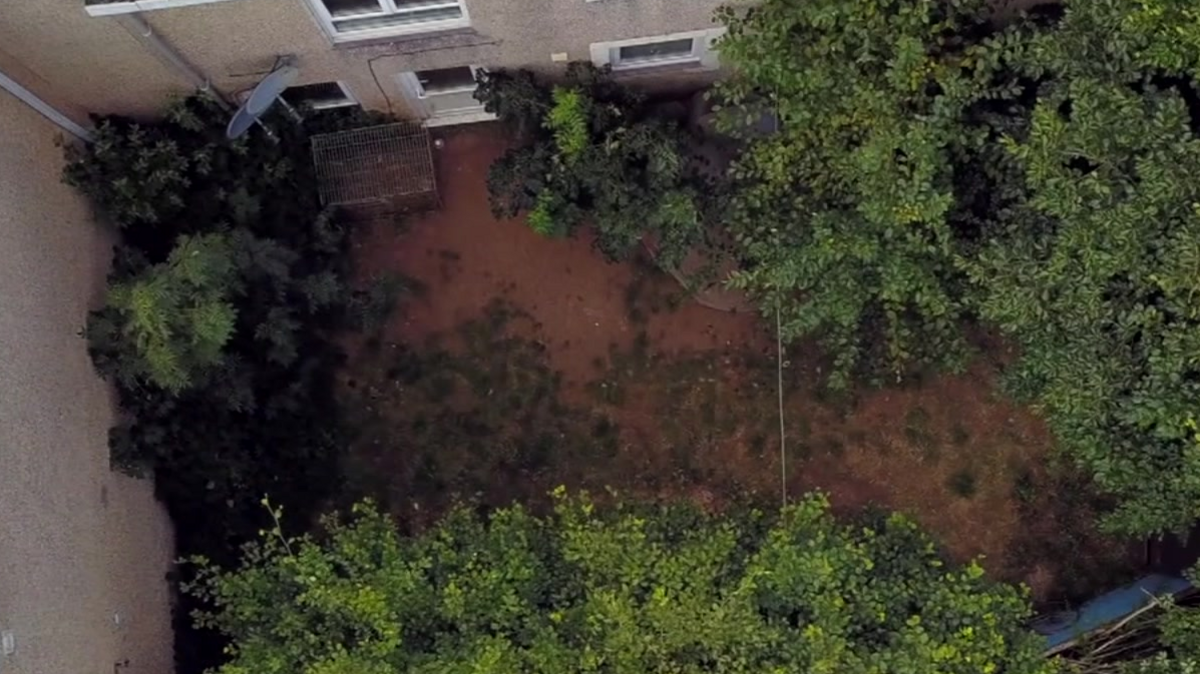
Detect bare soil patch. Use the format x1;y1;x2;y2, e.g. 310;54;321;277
343;124;1134;604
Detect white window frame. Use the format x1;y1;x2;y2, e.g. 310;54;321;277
590;28;725;73
284;81;360;110
305;0;471;44
412;65;482;98
396;65;495;127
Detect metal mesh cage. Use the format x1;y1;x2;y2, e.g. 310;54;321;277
310;122;438;211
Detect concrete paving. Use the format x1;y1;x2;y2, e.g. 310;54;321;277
0;90;175;674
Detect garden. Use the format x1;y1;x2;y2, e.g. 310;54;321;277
62;0;1200;672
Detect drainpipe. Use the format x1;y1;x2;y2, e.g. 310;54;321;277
113;13;232;111
0;70;93;141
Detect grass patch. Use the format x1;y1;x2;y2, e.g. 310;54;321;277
341;299;620;514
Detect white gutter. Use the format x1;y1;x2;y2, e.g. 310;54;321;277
0;71;93;142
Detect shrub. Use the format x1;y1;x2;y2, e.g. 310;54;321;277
188;492;1052;674
63;96;378;568
91;232;238;392
477;63;715;270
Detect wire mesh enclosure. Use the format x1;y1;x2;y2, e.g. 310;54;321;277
310;122;439;215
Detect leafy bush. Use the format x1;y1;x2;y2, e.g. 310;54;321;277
477;63;715;269
90;233;238;392
63;96;376;569
715;0;1021;387
546;87;589;162
188;492;1051;674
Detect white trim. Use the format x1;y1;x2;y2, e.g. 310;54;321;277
590;28;725;72
423;109;495;127
304;0;470;44
397;65;494;125
84;0;243;17
413;65;480;98
0;71;92;142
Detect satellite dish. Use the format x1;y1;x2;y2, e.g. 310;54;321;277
226;106;261;140
226;65;299;139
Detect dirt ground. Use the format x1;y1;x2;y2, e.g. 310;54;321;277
346;124;1134;604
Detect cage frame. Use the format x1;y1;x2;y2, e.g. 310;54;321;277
310;122;439;213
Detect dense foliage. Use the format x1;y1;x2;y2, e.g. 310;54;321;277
709;0;1200;536
189;492;1051;674
90;232;238;392
476;64;715;269
970;0;1200;534
63;97;384;568
715;0;1019;387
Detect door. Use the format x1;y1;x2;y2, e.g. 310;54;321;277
397;65;493;126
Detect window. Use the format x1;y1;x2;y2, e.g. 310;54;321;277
615;38;696;67
283;82;359;110
308;0;470;42
414;66;477;96
590;29;725;73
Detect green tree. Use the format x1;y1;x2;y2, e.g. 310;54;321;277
188;492;1052;674
715;0;1020;387
91;233;237;392
972;0;1200;534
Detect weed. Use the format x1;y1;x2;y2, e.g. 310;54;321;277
904;405;939;461
795;416;813;440
749;432;767;458
947;469;978;498
950;423;971;447
904;406;931;436
820;436;846;457
1012;467;1037;504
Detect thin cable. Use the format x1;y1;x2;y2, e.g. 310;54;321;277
367;55;397;115
772;69;787;508
776;303;787;507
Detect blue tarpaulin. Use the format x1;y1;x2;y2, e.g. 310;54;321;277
1038;574;1192;654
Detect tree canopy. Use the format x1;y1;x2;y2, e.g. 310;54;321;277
708;0;1200;535
969;0;1200;534
188;492;1051;674
715;0;1020;387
